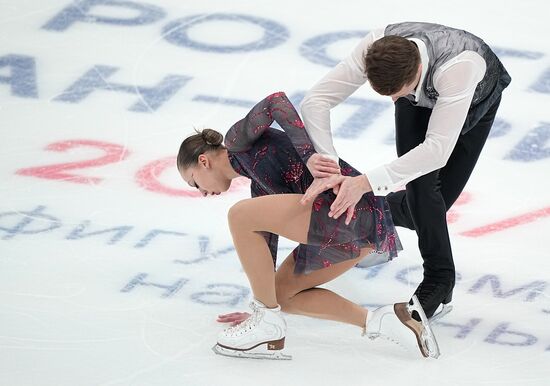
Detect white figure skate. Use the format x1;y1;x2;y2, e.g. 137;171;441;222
429;303;453;323
364;295;440;358
212;299;291;360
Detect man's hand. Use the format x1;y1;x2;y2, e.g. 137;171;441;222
306;153;340;178
329;175;372;225
300;174;346;205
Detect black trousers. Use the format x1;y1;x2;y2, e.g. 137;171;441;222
386;96;502;286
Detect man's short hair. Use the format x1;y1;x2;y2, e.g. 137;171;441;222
364;35;421;95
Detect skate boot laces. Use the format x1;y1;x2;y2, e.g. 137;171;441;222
225;301;263;337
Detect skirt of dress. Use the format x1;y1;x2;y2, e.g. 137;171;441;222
293;189;402;275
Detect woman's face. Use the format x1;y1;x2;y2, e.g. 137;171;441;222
179;154;232;197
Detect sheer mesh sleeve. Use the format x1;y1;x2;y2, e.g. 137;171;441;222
225;92;316;164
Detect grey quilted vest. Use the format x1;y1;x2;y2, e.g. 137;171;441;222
385;22;511;134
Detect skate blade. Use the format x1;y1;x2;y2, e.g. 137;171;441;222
407;295;441;359
212;344;292;360
429;303;453;323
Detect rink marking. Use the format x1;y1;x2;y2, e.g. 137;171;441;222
14;139;550;239
16;140;129;184
461;206;550;237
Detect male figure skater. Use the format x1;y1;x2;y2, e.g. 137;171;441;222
301;22;511;321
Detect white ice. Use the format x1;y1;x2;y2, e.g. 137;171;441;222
1;1;549;385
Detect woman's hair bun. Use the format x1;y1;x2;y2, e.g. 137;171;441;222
201;128;223;146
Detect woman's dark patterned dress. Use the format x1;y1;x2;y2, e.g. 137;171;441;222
225;92;402;274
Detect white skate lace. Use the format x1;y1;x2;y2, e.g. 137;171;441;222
225;301;263;337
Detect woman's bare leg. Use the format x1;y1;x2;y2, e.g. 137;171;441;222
227;194;318;308
275;248;372;328
227;193;374;328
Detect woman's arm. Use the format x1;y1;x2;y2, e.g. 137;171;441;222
225;92;316;165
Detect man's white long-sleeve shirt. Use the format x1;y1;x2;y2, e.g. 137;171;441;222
300;27;487;196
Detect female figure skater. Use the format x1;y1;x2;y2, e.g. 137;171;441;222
177;92;439;359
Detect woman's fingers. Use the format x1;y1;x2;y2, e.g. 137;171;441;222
300;194;312;204
302;175;345;204
217;312;242;318
218;314;246;319
301;189;317;203
217;312;250;323
310;163;339;177
321;164;339;171
312;171;332;178
309;157;339;174
307;154;338;175
318;166;340;174
301;184;326;203
319;160;340;169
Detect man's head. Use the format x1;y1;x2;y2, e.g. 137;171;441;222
364;35;421;100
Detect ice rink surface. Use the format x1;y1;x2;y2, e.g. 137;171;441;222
1;1;549;385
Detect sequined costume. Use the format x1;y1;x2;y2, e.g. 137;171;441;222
225;92;402;274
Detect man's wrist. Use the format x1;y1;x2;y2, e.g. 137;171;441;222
360;174;372;193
